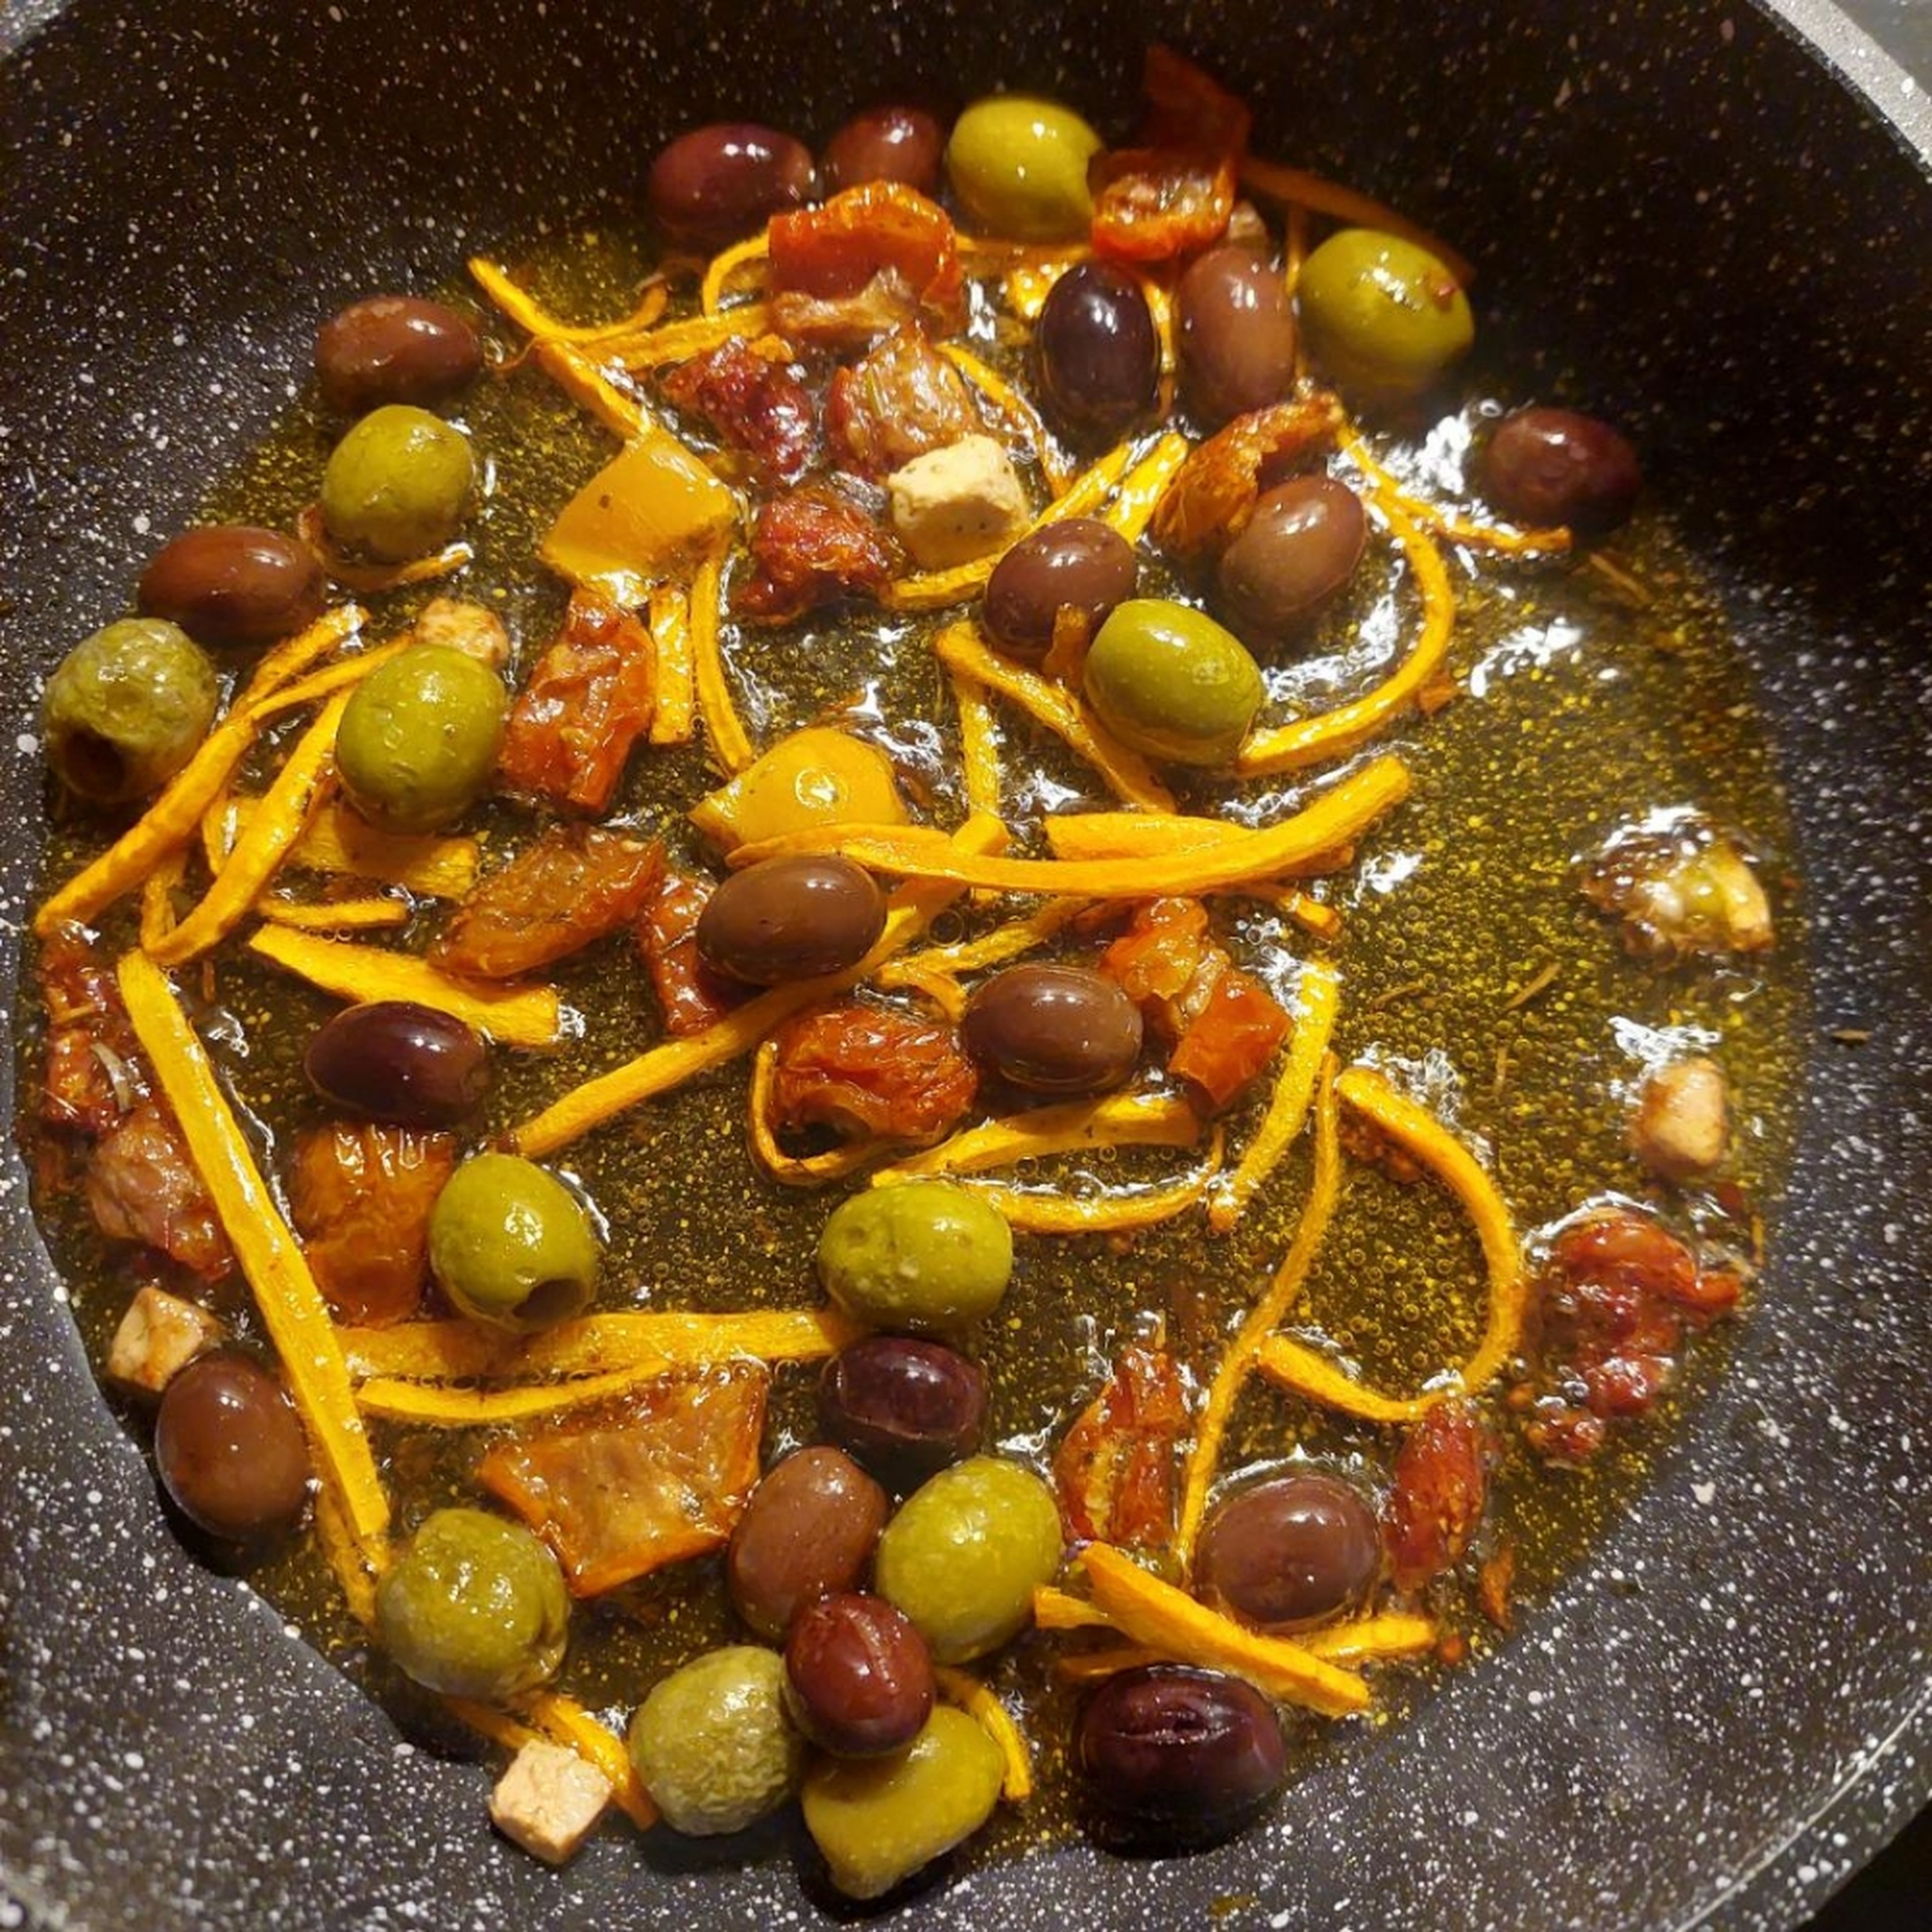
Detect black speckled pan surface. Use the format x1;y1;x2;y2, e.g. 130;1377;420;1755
3;2;1929;1927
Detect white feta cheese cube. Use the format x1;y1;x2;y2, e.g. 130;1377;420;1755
106;1285;224;1396
489;1739;612;1865
887;434;1029;571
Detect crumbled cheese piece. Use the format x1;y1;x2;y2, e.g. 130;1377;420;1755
1632;1056;1730;1182
489;1739;612;1865
887;435;1029;570
413;596;511;668
106;1285;225;1395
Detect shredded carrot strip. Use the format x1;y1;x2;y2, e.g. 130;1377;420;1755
882;961;968;1022
1054;1644;1162;1682
340;1306;859;1384
33;608;366;935
199;777;236;874
1032;1585;1119;1633
356;1365;677;1427
1043;438;1139;521
1209;961;1341;1233
1236;506;1453;777
1268;890;1343;940
1043;812;1247;862
512;816;1006;1155
647;583;695;745
1178;1056;1343;1571
467;256;670;344
116;951;390;1557
931;621;1176;813
531;339;646;439
293;508;473;596
1099;432;1188;544
448;1695;658;1830
148;693;349;966
940;340;1071;493
258;895;409;933
314;1479;385;1629
880;896;1089;988
1338;423;1570;558
1078;1543;1370;1716
1298;1612;1438;1664
747;1038;879;1187
950;668;1003;822
237;604;368;706
270;799;479;898
689;550;754;775
701;233;770;315
1237;156;1476;288
613;307;773;370
876;1092;1201;1184
138;848;188;953
933;1667;1032;1803
247;926;565;1049
964;1128;1222;1235
1252;1063;1525;1421
246;637;414;722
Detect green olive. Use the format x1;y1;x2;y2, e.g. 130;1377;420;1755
1295;227;1474;404
1082;598;1263;768
873;1456;1062;1663
801;1705;1004;1900
374;1506;568;1701
944;94;1102;242
626;1645;803;1836
427;1153;598;1332
335;643;507;833
320;404;474;561
817;1181;1013;1335
42;618;218;804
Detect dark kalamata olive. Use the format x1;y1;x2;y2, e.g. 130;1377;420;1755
137;525;327;651
314;295;483;417
982;518;1138;661
819;1335;988;1486
784;1591;935;1756
1215;476;1367;642
728;1446;890;1641
962;964;1144;1096
154;1351;310;1548
1196;1472;1382;1632
647;122;815;250
303;1001;490;1128
1036;261;1160;443
1479;406;1641;534
696;854;887;986
822;104;945;196
1175;246;1298;429
1077;1665;1286;1848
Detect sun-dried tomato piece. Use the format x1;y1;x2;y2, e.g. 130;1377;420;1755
85;1100;231;1279
432;827;664;980
827;325;979;476
1138;43;1253;157
770;181;962;313
289;1122;455;1326
660;336;817;485
1053;1343;1187;1548
476;1367;768;1595
1151;393;1345;562
1168;965;1289;1111
635;873;747;1037
734;486;899;622
1090;147;1236;266
770;1002;978;1146
1099;897;1214;1010
1384;1398;1492;1591
499;590;656;816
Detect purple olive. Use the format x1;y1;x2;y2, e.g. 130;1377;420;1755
154;1352;309;1548
1215;475;1367;641
137;525;327;651
727;1446;889;1641
1196;1473;1382;1631
822;105;945;196
314;295;483;416
303;1001;490;1128
647;122;814;249
1478;406;1641;533
819;1335;988;1487
784;1591;934;1756
1176;246;1298;429
695;855;886;986
1036;262;1159;443
962;964;1144;1096
982;517;1138;661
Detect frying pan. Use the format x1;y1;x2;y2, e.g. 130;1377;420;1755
4;1;1930;1925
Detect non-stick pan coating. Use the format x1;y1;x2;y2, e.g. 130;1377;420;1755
3;2;1929;1926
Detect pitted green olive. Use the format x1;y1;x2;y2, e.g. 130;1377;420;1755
427;1153;598;1333
1295;227;1474;403
1081;598;1263;768
627;1645;803;1836
817;1180;1013;1334
320;404;474;561
335;643;507;833
42;618;218;803
944;95;1101;241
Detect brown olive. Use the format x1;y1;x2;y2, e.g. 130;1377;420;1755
314;295;483;416
1215;476;1367;641
1196;1472;1381;1632
153;1351;309;1548
303;1000;490;1129
982;518;1138;661
1176;246;1298;429
1077;1665;1285;1848
822;105;945;197
137;525;327;651
1479;406;1641;534
727;1446;890;1641
784;1591;934;1756
647;122;814;249
696;854;887;986
1036;261;1159;443
819;1336;988;1487
962;964;1143;1096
